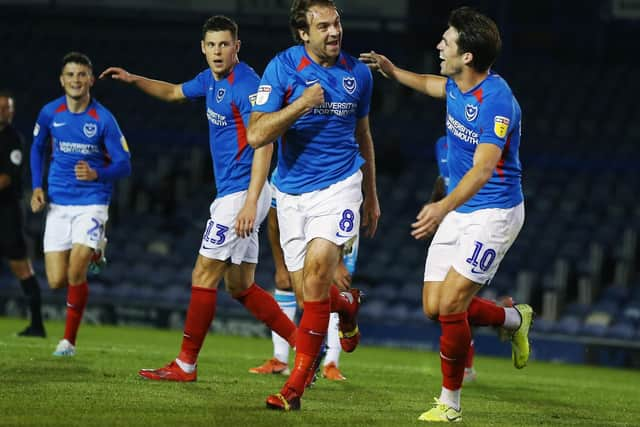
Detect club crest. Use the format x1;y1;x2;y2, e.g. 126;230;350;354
216;88;226;103
83;122;97;138
465;104;478;122
342;77;356;94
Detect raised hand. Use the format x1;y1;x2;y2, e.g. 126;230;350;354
359;51;395;79
99;67;135;83
300;83;325;111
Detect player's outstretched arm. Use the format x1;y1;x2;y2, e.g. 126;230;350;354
99;67;185;102
359;51;446;99
235;144;273;238
247;83;324;149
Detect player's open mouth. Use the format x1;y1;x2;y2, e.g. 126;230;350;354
327;40;339;47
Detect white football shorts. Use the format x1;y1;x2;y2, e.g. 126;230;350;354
424;202;524;285
198;183;271;265
275;170;363;271
43;203;109;252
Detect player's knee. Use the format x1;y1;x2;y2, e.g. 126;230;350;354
304;266;333;289
47;275;67;289
274;272;291;291
225;280;251;297
67;271;87;286
191;268;212;288
191;263;221;289
438;295;466;316
423;302;439;321
8;260;33;280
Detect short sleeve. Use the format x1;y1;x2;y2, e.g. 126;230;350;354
252;57;287;113
182;70;209;100
477;91;514;149
234;72;260;121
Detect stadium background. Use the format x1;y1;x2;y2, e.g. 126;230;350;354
1;0;639;367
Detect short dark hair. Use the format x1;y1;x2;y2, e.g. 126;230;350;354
61;51;93;72
289;0;337;44
202;15;238;41
448;7;501;73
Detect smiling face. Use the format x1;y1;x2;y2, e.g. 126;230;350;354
436;26;471;77
59;62;94;101
201;30;240;80
299;5;342;65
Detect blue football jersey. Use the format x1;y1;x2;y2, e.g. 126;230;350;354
252;45;373;194
434;135;450;190
182;62;259;198
445;73;523;212
31;97;131;205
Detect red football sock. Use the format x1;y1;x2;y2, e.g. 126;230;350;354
465;339;475;369
63;282;89;345
178;286;217;365
467;296;505;326
235;283;297;347
284;299;330;396
439;312;471;391
329;284;350;315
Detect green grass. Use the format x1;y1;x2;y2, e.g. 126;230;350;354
1;317;639;426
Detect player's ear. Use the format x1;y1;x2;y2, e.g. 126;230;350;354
235;39;241;54
200;39;206;55
462;52;473;67
59;74;64;88
299;28;310;43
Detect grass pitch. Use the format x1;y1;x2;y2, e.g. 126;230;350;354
1;317;639;426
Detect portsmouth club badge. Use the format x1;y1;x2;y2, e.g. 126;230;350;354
465;104;478;122
342;76;356;94
493;116;510;138
83;122;97;138
216;88;226;103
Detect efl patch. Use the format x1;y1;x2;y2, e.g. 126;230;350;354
10;149;22;165
494;116;510;138
216;88;226;103
249;93;257;107
256;85;272;106
33;123;40;136
342;77;356;94
83;122;97;138
465;104;478;122
120;135;130;153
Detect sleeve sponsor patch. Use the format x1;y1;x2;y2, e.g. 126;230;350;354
10;149;22;165
120;135;130;153
33;123;40;136
493;116;510;138
255;85;272;106
249;93;257;107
